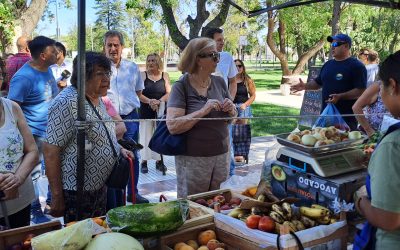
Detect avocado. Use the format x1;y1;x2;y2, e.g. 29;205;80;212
272;165;286;181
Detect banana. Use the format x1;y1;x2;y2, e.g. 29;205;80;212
272;204;287;219
274;223;282;234
228;208;247;218
283;221;297;232
299;206;328;219
281;202;292;220
257;194;266;202
300;215;316;228
291;219;306;231
317;215;331;225
311;204;332;216
269;211;285;224
330;218;338;224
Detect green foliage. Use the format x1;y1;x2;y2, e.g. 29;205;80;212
94;0;127;31
0;1;16;53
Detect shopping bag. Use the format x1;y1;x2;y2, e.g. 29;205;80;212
312;103;350;131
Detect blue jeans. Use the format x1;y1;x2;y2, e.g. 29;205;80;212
121;110;140;195
31;136;44;215
228;124;235;176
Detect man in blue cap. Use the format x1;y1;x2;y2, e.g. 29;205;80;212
291;34;367;130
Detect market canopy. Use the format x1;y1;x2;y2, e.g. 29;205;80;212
227;0;400;17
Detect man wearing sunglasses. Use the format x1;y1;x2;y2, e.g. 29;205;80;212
291;34;367;130
205;28;238;176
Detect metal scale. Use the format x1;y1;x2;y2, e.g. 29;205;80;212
275;133;367;177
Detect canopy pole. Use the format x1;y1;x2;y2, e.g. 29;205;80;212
76;0;86;220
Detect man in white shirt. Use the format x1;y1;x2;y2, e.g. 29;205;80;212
205;28;238;176
103;30;148;204
50;42;72;89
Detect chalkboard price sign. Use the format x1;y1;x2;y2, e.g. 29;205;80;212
298;66;322;128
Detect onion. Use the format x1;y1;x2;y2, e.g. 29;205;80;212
301;134;317;146
348;131;362;140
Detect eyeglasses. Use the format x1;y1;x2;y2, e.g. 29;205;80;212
236;64;243;68
95;71;112;79
198;52;220;62
331;41;347;48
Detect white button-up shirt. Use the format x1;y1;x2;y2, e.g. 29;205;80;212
107;59;144;115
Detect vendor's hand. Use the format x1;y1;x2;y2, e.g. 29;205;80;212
240;103;247;111
326;93;341;104
290;78;306;93
120;147;134;159
366;128;376;138
57;80;67;89
50;196;65;218
203;99;222;114
2;187;19;201
0;173;22;191
222;98;235;113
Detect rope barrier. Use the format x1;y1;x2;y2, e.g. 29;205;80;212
82;113;392;124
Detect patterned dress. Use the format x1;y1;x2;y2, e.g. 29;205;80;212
365;86;389;131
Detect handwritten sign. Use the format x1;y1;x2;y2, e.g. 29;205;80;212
298;66;322;128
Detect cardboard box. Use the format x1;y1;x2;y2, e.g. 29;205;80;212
0;220;62;249
161;222;273;250
270;160;366;210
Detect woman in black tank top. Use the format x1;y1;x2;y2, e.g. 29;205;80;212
233;59;256;125
139;53;171;174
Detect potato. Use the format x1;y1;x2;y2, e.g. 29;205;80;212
198;230;216;246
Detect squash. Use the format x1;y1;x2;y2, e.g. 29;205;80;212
85;232;143;250
106;199;189;236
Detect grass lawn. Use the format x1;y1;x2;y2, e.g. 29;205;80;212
250;103;300;136
168;69;283;91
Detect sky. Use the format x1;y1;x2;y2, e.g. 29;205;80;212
36;0;98;38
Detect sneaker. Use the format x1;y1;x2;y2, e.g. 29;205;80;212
126;194;149;204
140;161;148;174
155;161;167;172
31;214;52;224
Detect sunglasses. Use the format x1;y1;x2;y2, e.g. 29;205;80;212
236;64;243;68
331;41;347;48
198;52;220;62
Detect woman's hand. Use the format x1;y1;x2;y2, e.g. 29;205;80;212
202;99;222;114
0;173;22;191
2;187;19;201
120;147;134;159
149;99;160;111
240;103;247;111
222;98;236;114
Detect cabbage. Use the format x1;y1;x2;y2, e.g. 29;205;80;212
85;232;144;250
31;219;95;250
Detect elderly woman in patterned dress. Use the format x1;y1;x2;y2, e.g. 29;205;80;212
43;52;133;223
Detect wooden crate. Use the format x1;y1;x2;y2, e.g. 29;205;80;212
0;220;62;250
161;222;275;250
187;189;251;213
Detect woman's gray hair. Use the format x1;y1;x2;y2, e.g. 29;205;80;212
178;38;216;74
103;30;125;46
70;52;111;87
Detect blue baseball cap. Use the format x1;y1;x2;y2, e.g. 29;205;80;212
327;34;352;48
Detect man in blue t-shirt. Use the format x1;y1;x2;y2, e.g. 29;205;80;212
291;34;367;130
8;36;58;224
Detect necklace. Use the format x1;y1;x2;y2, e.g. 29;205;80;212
190;74;211;89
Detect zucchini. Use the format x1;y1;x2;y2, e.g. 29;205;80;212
106;199;189;236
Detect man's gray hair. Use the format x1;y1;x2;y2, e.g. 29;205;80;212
103;30;125;46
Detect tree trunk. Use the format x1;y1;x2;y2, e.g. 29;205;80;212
389;33;399;53
159;0;188;50
329;1;342;59
292;38;325;75
5;0;48;54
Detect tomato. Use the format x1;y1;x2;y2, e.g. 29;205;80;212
245;215;261;229
258;216;276;232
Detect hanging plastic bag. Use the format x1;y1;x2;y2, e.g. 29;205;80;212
312;103;350;131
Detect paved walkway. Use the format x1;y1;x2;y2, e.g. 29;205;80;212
255;89;304;109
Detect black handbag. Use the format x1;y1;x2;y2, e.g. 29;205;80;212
87;98;130;190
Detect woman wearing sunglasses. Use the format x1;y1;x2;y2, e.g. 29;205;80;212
167;38;237;198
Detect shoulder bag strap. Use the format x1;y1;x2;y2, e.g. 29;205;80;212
86;97;118;158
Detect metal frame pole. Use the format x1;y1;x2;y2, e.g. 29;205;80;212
76;0;86;220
